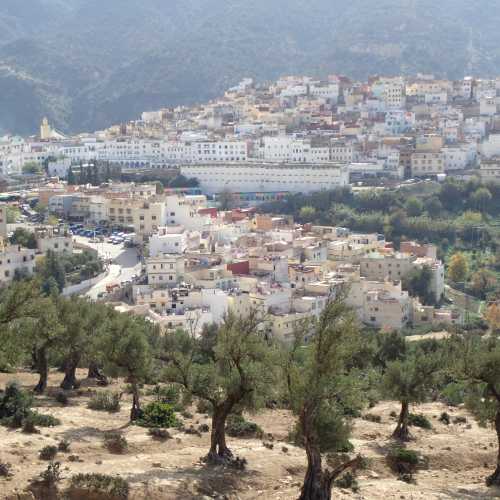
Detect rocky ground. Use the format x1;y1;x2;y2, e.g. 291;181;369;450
0;370;499;500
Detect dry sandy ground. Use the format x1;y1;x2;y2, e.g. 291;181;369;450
0;370;499;499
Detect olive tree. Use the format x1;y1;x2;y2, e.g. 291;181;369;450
383;347;441;441
459;338;500;486
99;314;151;420
285;299;365;500
161;311;277;464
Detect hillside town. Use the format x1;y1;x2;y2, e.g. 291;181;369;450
0;65;499;499
0;73;498;339
1;74;500;193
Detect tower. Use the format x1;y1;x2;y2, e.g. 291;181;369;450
40;117;52;140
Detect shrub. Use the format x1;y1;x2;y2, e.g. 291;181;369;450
196;399;213;415
441;382;465;406
408;413;432;429
148;384;180;405
0;381;32;427
362;413;382;423
198;423;209;433
22;415;39;434
135;402;178;428
226;414;263;438
335;471;359;492
103;432;128;454
39;462;61;486
55;391;69;406
453;416;467;424
387;446;420;475
88;391;121;412
148;428;171;441
39;445;58;461
0;462;12;477
29;412;61;427
58;440;71;452
181;410;193;419
69;473;129;499
389;410;398;418
439;412;450;425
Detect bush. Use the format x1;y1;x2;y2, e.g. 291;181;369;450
55;391;69;406
441;382;465;406
181;410;193;419
0;462;12;477
39;445;58;461
135;402;178;428
148;384;180;405
362;413;382;423
387;446;420;475
439;412;450;425
148;428;171;441
58;440;71;452
88;391;121;412
408;413;432;429
198;423;209;433
453;416;467;424
0;381;32;427
22;415;40;434
196;399;213;415
39;462;61;486
69;473;129;499
389;410;398;418
226;414;263;438
103;432;128;454
29;412;61;427
335;471;359;492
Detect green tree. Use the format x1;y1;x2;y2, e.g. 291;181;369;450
425;197;443;218
299;205;317;223
37;250;66;292
405;197;423;217
448;252;468;284
286;299;364;500
9;228;37;249
470;270;496;300
161;311;276;463
22;161;42;175
24;297;63;394
218;189;235;211
458;339;500;486
402;265;435;305
57;297;105;390
383;348;441;441
6;205;21;223
67;166;76;185
469;187;492;213
99;315;151;420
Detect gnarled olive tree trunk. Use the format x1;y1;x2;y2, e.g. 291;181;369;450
393;400;411;441
207;403;233;462
299;407;361;500
487;408;500;487
34;347;48;394
60;352;81;390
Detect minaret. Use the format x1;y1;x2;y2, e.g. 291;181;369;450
40;117;52;140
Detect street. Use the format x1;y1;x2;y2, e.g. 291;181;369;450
72;236;142;300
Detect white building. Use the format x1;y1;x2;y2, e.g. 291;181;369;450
0;245;37;284
149;227;187;257
181;163;349;195
146;254;186;288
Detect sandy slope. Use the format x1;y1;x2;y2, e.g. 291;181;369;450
0;370;499;499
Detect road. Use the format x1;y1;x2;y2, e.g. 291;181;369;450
73;236;142;300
